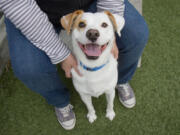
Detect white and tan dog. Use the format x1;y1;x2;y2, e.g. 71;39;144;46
61;10;125;123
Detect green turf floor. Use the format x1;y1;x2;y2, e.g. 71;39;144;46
0;0;180;135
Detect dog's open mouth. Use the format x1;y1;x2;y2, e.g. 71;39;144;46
78;42;108;60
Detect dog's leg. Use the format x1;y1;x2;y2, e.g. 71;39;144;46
105;89;115;121
79;93;97;123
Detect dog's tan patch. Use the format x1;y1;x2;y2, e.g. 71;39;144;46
60;10;84;34
104;11;118;32
73;18;87;31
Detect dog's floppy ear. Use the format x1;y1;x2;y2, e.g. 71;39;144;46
104;11;125;36
60;10;84;34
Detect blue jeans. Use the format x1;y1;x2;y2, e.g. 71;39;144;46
5;0;149;108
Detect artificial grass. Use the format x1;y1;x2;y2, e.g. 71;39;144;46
0;0;180;134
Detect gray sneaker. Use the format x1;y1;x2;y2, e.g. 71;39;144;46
55;104;76;130
116;83;136;108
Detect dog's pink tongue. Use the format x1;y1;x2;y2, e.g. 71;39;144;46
84;44;101;56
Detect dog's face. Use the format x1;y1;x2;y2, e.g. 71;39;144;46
61;10;125;66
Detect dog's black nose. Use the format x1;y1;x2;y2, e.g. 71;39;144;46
86;29;100;42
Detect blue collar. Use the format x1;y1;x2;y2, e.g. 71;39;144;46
80;61;109;72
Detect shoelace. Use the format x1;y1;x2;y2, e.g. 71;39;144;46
118;83;130;97
59;104;73;117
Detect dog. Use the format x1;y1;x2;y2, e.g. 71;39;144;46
60;10;125;123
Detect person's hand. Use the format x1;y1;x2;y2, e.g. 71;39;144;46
61;54;82;78
111;40;119;59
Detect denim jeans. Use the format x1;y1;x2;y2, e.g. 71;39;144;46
5;0;149;108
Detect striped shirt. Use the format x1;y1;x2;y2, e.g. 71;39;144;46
0;0;124;64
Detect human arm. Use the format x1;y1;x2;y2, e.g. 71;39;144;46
0;0;70;64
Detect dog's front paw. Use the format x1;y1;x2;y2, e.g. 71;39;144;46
106;110;115;121
87;113;97;123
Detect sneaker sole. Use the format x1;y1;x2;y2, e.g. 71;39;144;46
119;97;136;108
57;117;76;130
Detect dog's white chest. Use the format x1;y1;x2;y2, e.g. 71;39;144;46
72;57;118;97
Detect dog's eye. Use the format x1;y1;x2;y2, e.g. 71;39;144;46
79;22;86;28
101;22;108;28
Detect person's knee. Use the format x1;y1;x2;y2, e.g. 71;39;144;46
117;18;149;53
117;19;149;64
